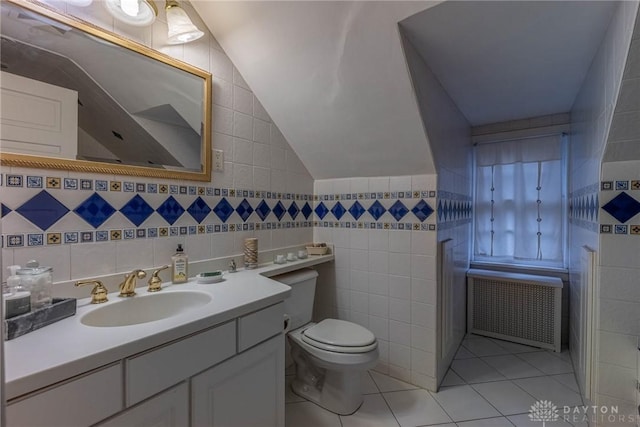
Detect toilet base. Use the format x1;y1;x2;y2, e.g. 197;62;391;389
289;342;367;415
290;365;365;415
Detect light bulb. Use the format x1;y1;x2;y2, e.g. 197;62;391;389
121;0;139;17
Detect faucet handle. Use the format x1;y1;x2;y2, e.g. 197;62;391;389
148;265;169;292
75;280;109;304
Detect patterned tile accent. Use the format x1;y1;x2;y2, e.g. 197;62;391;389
74;193;116;229
187;197;212;224
288;201;300;220
313;190;442;231
570;183;599;232
1;204;12;218
368;200;386;221
255;200;271;221
0;174;315;247
236;199;254;222
16;191;70;230
156;196;185;225
388;200;409;221
602;192;640;224
213;198;234;223
120;195;154;227
273;201;286;221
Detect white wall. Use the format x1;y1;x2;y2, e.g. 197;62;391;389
313;175;440;390
568;0;639;412
595;9;640;412
0;0;314;293
311;29;472;392
401;31;473;385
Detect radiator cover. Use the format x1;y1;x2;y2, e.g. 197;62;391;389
467;269;562;352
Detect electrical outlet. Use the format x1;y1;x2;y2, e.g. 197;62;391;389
214;150;224;171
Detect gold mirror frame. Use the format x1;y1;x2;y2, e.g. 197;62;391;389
1;0;212;182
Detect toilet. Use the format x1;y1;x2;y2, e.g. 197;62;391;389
275;268;379;415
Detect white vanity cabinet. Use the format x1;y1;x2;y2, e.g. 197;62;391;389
192;333;285;427
6;302;285;427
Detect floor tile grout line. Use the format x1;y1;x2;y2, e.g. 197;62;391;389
376;388;403;427
479;352;548;376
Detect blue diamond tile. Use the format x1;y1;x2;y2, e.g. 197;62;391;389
602;192;640;224
1;203;12;218
388;200;409;221
348;201;365;220
331;202;346;220
301;202;313;220
156;196;185;225
73;192;114;229
120;195;154;227
187;197;211;224
213;198;234;223
412;199;434;222
17;191;70;230
437;200;444;221
315;202;329;220
256;200;271;221
288;201;300;220
273;201;286;221
368;200;386;221
236;199;254;222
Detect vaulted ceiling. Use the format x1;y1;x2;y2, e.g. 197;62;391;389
193;1;618;179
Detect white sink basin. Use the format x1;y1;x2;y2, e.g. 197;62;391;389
81;291;212;327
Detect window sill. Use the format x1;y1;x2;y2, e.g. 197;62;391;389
470;261;569;281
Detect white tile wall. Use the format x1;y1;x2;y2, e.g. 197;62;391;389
569;0;640;412
3;0;314;288
314;175;440;389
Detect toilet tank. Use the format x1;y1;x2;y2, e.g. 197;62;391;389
272;268;319;330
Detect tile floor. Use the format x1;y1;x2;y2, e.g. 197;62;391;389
285;334;588;427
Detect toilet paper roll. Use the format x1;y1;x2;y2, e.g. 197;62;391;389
283;314;291;333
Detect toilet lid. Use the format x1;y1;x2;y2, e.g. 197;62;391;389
302;319;376;348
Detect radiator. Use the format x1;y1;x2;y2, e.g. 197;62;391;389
467;269;562;352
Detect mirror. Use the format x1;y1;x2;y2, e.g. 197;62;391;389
0;0;212;181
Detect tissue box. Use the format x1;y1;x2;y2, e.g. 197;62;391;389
5;298;76;340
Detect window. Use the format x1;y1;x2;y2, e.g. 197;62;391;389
473;134;567;267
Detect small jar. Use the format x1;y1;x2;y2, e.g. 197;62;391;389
17;260;53;310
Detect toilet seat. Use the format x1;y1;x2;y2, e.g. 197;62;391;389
302;319;377;354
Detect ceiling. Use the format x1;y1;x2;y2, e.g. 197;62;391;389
400;1;617;126
193;1;618;179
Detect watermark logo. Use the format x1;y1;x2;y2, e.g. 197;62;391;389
529;400;559;426
529;399;639;424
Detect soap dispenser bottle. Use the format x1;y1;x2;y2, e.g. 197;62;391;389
4;265;31;319
171;244;188;284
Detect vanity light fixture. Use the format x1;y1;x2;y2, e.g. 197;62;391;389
104;0;157;27
165;0;204;44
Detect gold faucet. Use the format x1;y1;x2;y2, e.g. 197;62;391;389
76;280;109;304
147;265;169;292
118;269;146;297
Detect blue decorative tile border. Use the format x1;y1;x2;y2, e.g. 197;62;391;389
570;182;599;233
436;190;472;231
1;174;474;246
312;189;471;232
599;179;640;235
1;173;315;248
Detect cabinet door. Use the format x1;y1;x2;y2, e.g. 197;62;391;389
97;382;188;427
192;334;284;427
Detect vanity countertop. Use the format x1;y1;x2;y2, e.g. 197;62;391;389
4;254;333;400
